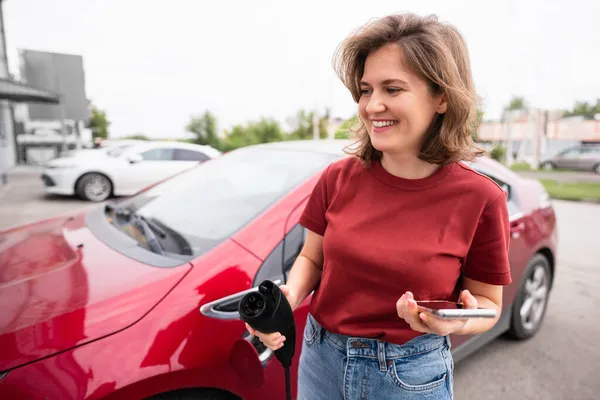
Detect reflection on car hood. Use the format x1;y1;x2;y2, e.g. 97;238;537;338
0;213;192;373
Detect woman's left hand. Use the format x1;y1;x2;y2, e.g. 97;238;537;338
396;290;478;336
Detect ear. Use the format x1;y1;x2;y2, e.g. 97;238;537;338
436;94;447;114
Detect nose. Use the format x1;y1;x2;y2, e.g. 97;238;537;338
365;92;386;115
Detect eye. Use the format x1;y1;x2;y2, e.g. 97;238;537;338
387;87;403;94
359;88;372;96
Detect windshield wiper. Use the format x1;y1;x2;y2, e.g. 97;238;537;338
105;203;166;254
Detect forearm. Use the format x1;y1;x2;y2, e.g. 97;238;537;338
285;255;322;310
453;294;502;335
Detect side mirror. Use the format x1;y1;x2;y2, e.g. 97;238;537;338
127;154;143;164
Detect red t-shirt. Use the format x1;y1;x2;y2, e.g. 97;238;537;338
298;156;512;345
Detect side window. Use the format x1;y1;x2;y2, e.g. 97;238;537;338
140;148;175;161
174;149;210;162
251;223;306;287
475;169;520;218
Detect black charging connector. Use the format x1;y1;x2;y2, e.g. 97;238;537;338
238;280;296;400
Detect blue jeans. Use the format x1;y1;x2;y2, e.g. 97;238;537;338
297;313;454;400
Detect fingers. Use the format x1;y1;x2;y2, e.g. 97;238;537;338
396;292;430;334
279;284;290;297
460;290;478;309
245;323;286;351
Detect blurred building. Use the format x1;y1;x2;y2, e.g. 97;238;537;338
0;0;61;185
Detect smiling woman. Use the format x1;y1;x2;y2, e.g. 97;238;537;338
247;13;513;400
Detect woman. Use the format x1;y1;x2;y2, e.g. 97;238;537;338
246;13;511;399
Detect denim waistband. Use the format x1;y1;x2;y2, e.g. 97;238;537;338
308;313;449;360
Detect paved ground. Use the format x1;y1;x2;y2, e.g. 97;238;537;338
517;170;600;183
1;167;600;399
0;166;98;230
454;200;600;400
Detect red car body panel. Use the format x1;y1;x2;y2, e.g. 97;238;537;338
0;214;192;373
0;150;558;400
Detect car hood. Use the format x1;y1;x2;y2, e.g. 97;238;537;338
0;213;192;372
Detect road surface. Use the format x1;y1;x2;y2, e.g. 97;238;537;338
517;170;600;183
1;167;599;399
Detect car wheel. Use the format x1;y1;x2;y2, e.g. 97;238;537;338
540;162;554;171
76;173;112;202
594;164;600;174
507;254;552;340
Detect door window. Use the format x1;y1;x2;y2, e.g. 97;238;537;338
140;148;175;161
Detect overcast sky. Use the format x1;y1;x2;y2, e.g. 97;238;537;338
5;0;599;138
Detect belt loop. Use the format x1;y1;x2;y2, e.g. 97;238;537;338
318;326;325;344
377;340;387;372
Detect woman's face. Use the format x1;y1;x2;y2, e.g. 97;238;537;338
358;43;446;158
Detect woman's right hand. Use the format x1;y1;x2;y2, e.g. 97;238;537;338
244;285;296;351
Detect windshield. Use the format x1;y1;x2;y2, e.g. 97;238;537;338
117;146;339;257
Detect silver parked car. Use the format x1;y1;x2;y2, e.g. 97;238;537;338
540;145;600;174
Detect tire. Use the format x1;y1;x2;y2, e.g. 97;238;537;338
146;388;240;400
76;173;113;202
506;253;552;340
594;164;600;174
540;162;554;171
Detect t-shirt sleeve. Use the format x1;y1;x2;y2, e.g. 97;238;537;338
462;192;512;285
298;165;331;236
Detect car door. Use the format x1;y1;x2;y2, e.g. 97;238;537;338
578;146;600;171
554;147;583;170
449;169;528;353
198;199;310;397
123;147;181;193
172;148;211;171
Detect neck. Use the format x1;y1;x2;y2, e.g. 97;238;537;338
380;153;440;179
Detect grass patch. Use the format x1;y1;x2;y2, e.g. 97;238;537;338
539;179;600;201
509;162;533;171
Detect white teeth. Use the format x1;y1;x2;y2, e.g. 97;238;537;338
372;120;397;128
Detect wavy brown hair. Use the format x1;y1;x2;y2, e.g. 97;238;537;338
333;13;486;165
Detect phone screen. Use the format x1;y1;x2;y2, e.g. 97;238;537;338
415;301;465;310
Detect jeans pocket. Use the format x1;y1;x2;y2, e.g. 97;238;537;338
390;347;448;393
303;313;319;345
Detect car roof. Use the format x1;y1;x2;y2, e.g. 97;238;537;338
249;139;354;156
250;139;521;184
124;140;221;157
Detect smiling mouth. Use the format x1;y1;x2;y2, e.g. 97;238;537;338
371;120;398;128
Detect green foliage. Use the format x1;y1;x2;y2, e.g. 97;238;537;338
471;109;485;142
88;104;110;140
220;117;285;152
122;134;149;140
490;144;505;162
507;96;526;111
186;111;220;149
287;109;329;140
563;98;600;119
334;114;358;139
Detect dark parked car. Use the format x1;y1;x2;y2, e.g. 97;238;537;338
540;144;600;173
0;140;558;400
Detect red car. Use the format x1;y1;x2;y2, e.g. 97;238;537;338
0;140;557;400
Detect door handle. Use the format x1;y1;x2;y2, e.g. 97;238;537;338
199;279;282;320
510;221;526;239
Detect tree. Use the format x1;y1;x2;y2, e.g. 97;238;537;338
88;105;110;140
220;117;285;152
507;96;526;111
287;109;329;140
334;114;358;139
471;108;485;142
186;111;221;149
563;98;600;119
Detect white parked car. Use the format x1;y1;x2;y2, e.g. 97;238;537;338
41;141;221;201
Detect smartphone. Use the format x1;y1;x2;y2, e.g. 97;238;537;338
415;300;497;319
